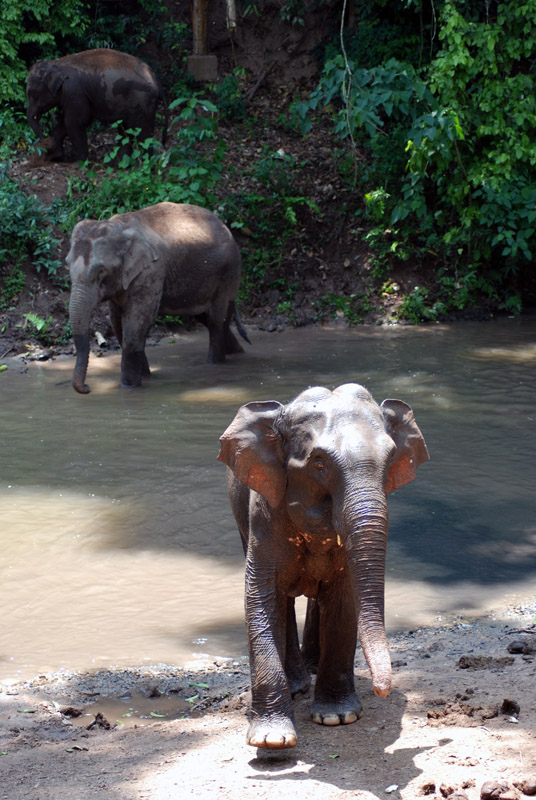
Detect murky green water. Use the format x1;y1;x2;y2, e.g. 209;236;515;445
1;318;535;680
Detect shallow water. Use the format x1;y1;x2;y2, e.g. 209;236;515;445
1;318;535;680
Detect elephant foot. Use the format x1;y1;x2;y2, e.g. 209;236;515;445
289;672;311;698
207;352;226;364
247;714;298;749
311;695;363;727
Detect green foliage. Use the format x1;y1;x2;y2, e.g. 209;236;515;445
58;97;225;225
295;1;536;314
392;0;536;311
291;56;433;140
23;312;53;342
0;166;61;277
0;108;35;156
313;292;373;325
212;68;248;121
0;0;89;107
234;189;320;299
322;4;427;70
0;266;25;310
83;0;165;52
397;286;447;323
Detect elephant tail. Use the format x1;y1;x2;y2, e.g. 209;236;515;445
234;307;251;344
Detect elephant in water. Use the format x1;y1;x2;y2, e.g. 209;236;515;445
219;383;429;749
67;201;249;393
26;49;167;161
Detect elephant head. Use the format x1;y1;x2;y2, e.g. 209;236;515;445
219;383;429;700
26;61;66;139
67;219;159;394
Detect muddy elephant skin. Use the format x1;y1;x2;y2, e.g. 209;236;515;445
219;383;429;749
67;201;248;393
26;49;167;161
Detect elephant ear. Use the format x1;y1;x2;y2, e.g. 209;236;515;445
121;227;159;290
44;64;66;97
381;399;430;494
218;401;286;508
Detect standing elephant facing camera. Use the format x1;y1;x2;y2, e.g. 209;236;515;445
26;49;167;161
67;202;248;394
219;383;429;749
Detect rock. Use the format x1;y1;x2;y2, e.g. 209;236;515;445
500;698;520;717
514;778;536;796
421;781;436;795
480;781;510;799
457;655;514;670
507;639;536;655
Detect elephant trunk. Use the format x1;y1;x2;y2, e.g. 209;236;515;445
27;110;42;139
69;284;97;394
339;490;392;698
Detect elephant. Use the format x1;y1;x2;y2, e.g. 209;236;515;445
67;201;249;393
26;49;168;161
218;383;429;749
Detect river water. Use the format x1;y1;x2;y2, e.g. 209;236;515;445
1;318;535;681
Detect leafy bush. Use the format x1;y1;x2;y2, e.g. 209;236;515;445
58;95;225;227
394;0;536;312
227;150;321;299
293;1;536;314
0;266;25;310
212;68;248;122
0;0;89;107
0;166;61;277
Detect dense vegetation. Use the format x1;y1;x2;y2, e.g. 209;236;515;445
1;0;535;339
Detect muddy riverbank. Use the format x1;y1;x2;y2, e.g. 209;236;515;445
2;602;536;800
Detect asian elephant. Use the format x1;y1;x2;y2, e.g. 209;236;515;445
67;201;248;394
218;383;429;749
26;49;168;161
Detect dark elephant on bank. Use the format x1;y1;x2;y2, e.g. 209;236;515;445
67;201;249;393
26;49;168;161
219;383;429;749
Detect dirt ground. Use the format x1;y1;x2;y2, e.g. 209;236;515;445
1;602;536;800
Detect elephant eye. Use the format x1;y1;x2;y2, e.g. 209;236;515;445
313;457;325;471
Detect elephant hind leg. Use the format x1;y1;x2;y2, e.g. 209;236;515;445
225;327;244;355
204;310;227;363
223;301;244;355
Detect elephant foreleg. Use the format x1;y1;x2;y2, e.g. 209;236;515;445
119;316;152;388
48;117;67;160
64;108;89;161
310;578;362;727
245;565;297;748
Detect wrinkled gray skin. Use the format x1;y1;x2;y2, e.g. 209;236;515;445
218;383;429;749
26;49;167;161
68;201;247;394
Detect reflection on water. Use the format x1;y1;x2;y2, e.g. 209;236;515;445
1;317;535;680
